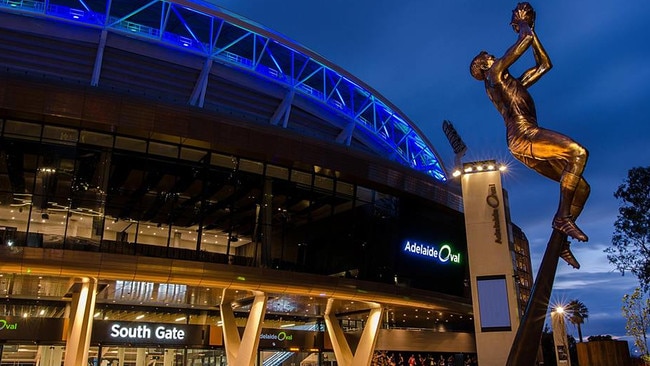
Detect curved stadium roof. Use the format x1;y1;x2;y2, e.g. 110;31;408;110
0;0;447;181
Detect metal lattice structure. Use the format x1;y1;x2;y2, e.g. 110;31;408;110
0;0;447;181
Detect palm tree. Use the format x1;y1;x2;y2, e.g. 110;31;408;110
566;299;589;342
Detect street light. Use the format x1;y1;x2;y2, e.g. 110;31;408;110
551;305;571;365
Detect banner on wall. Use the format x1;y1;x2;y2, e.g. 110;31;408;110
0;316;65;342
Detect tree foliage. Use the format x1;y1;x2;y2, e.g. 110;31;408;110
605;166;650;290
622;287;650;360
566;299;589;342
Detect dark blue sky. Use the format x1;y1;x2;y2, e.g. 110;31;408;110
212;0;650;350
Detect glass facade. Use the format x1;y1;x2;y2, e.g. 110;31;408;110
0;118;468;297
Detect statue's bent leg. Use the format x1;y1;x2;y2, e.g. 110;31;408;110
570;177;590;219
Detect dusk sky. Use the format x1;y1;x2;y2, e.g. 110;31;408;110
211;0;650;351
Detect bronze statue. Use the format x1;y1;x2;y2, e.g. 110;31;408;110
470;2;590;242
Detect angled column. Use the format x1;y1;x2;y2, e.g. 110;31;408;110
270;89;295;128
221;289;267;366
324;298;383;366
63;277;98;366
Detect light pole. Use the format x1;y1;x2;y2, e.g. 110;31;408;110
551;306;572;365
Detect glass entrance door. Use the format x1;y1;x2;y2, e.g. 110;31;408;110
91;346;226;366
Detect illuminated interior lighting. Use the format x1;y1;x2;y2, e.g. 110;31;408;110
476;166;483;171
136;314;145;320
175;316;186;322
499;165;507;172
452;170;461;177
280;323;295;328
487;164;495;170
39;309;45;315
464;167;473;173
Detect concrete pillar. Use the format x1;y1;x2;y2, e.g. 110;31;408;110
221;289;267;366
552;309;572;365
52;346;64;366
164;349;175;366
63;277;98;366
135;348;146;366
173;232;182;248
324;298;383;366
117;348;125;366
39;345;64;366
460;161;521;365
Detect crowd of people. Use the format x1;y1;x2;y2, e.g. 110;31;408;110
371;351;478;366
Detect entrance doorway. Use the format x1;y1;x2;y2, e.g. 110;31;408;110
91;346;226;366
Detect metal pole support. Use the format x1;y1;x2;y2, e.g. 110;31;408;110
507;229;567;366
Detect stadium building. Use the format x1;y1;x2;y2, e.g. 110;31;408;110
0;1;532;365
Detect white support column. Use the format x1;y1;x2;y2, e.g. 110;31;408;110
163;349;175;366
324;298;353;366
91;30;108;87
117;348;125;366
551;309;571;365
189;58;213;107
335;121;355;146
135;348;146;366
51;346;64;366
324;298;383;366
270;89;295;127
63;277;98;366
39;345;63;366
221;289;268;366
460;161;521;366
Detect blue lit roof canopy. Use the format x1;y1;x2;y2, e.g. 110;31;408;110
0;0;447;181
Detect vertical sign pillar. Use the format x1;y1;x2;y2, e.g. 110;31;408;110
460;160;520;365
552;309;572;365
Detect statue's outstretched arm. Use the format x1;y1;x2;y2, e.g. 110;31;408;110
519;31;553;87
492;21;534;76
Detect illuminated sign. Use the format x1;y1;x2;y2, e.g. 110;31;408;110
92;321;209;346
0;319;18;330
110;324;185;340
0;317;64;341
403;241;461;264
260;331;293;341
487;184;503;244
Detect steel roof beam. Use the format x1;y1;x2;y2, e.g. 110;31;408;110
0;0;447;180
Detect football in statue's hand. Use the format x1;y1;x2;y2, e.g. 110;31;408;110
511;2;536;32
